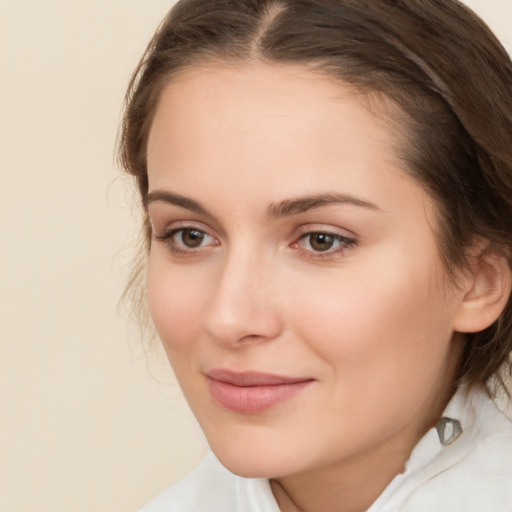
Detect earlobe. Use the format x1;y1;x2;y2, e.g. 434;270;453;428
453;247;512;333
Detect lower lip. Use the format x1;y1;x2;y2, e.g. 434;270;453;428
207;378;313;414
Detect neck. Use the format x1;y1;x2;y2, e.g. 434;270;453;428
270;429;416;512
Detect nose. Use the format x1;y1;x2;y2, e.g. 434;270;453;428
202;250;283;347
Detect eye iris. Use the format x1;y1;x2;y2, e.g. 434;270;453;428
310;233;335;251
181;229;205;248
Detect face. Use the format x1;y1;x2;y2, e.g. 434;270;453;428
145;63;465;479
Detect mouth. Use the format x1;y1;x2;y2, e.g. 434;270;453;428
205;369;315;414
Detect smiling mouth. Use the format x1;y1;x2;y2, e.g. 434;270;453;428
205;369;315;414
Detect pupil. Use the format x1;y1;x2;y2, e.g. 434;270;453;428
182;229;204;248
311;233;334;251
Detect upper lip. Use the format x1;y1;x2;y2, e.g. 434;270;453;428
205;368;314;387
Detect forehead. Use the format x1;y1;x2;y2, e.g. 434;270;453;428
147;62;410;194
149;62;403;142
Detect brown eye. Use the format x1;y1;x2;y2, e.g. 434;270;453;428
154;225;218;256
295;231;356;258
308;233;335;252
179;229;206;248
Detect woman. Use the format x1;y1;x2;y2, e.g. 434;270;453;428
120;1;512;510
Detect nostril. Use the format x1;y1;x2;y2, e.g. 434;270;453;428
202;292;282;347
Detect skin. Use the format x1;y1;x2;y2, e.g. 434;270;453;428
145;63;467;512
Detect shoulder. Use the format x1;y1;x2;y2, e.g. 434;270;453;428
457;390;512;481
139;452;279;512
371;387;512;512
139;452;238;512
407;390;512;511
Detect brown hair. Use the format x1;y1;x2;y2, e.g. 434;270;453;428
119;0;512;393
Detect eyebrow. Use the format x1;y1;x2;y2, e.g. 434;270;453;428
144;190;212;217
144;190;380;218
267;192;380;218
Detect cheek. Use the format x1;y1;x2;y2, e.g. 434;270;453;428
281;255;458;442
285;249;455;379
146;256;208;355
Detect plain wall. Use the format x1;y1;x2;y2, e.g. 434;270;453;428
0;1;510;510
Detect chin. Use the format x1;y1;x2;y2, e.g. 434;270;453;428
214;450;291;479
206;431;302;479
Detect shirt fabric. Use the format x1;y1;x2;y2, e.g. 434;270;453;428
140;385;512;511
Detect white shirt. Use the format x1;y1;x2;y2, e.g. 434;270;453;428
140;385;512;511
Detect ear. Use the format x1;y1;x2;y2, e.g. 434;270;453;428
453;245;512;333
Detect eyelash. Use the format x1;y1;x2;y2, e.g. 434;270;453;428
153;226;357;260
292;231;357;260
154;226;218;257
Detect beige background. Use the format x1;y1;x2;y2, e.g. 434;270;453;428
1;1;510;511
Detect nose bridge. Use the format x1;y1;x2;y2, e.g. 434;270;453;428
203;241;281;345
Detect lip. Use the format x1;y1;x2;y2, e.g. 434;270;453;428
205;369;314;414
